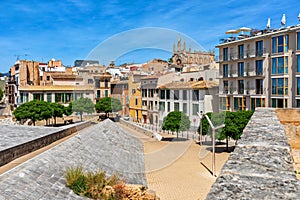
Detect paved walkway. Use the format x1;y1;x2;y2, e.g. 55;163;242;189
118;123;230;200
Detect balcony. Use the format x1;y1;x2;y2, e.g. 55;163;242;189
142;105;148;110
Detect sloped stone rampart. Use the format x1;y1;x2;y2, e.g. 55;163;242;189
0;121;91;166
0;119;146;199
206;108;300;199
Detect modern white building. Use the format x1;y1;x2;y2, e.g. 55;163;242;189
158;80;218;130
218;24;300;111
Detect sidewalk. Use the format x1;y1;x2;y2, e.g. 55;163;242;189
117;123;230;200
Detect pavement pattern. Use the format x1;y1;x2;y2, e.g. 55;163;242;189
0;119;146;199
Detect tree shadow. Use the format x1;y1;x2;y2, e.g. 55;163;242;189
205;145;235;153
161;137;189;142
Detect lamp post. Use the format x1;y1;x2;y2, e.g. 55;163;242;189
198;111;225;177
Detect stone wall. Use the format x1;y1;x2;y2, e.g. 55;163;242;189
0;119;146;199
0;121;91;167
120;118;162;140
206;108;300;199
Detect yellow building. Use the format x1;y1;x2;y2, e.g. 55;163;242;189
128;73;144;122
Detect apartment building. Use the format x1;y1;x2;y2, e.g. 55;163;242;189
141;75;160;125
110;80;129;116
218;25;300;111
128;73;145;122
158;80;218;130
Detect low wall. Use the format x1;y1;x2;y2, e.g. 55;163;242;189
206;108;300;199
119;119;162;140
0;121;91;167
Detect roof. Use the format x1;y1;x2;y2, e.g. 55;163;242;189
51;74;81;79
140;73;161;79
217;25;300;47
158;80;218;89
19;85;94;91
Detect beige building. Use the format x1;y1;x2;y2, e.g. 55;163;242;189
172;35;215;70
218;25;300;111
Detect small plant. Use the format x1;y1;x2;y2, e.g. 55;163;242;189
65;166;125;199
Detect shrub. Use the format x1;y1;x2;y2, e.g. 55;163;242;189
65;166;125;199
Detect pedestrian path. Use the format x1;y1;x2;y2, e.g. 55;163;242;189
117;123;231;200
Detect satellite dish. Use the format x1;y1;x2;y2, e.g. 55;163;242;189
281;14;286;26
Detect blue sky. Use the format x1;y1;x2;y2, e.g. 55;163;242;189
0;0;300;72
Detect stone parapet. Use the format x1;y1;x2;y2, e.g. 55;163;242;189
0;121;91;166
206;108;300;199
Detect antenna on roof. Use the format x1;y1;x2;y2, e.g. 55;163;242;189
266;18;271;29
281;14;286;27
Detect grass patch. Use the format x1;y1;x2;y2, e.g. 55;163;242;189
65;166;125;199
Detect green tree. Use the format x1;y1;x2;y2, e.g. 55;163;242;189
64;102;73;116
0;89;3;101
51;103;66;125
198;110;253;151
72;97;94;121
13;100;52;126
95;97;122;118
162;111;190;138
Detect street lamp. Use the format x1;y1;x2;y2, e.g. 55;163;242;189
197;111;225;177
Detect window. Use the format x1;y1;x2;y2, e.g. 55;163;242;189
167;102;170;112
234;97;246;111
297;77;300;95
95;80;100;88
192;90;199;101
66;93;72;103
272;57;287;74
33;93;44;101
298;55;300;72
256;79;263;94
272;78;288;95
223;48;228;61
238;44;244;59
135;98;138;106
297;99;300;108
256;60;263;75
47;76;50;81
55;93;62;103
238;62;244;77
256;40;264;56
40;76;43;81
174;90;179;100
88;79;93;84
104;79;109;88
192;104;199;115
182;90;187;100
159;102;165;111
238;80;244;94
223;81;228;94
97;90;101;98
297;32;300;50
223;64;228;77
183;103;187;113
105;90;108;97
272;98;286;108
272;35;288;53
166;90;170;99
219;97;230;111
160;90;165;99
174;102;179;111
251;98;265;110
47;93;52;102
132;89;136;94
